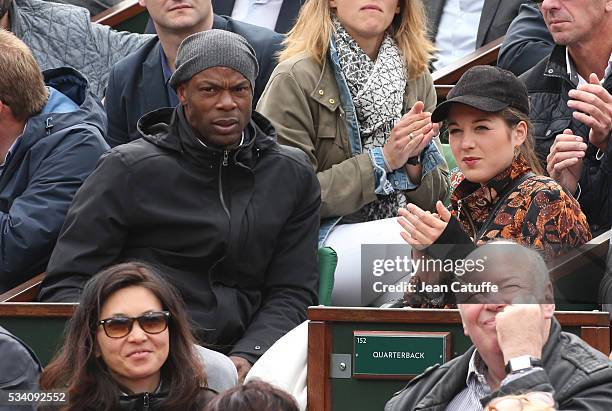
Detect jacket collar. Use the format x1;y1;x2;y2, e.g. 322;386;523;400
137;105;276;167
310;47;341;112
417;318;562;410
451;154;533;213
8;0;24;36
543;45;572;81
415;346;476;409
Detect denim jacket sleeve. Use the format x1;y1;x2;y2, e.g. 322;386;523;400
369;139;447;195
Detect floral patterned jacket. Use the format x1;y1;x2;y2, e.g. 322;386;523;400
447;154;591;261
404;155;592;308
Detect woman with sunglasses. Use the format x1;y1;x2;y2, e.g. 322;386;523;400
40;262;219;411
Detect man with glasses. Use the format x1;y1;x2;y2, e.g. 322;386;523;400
385;241;612;410
521;0;612;235
39;30;320;383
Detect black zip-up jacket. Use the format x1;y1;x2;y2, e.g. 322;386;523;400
39;107;321;363
521;45;612;234
118;387;217;411
385;319;612;410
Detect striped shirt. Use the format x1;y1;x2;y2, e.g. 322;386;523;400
446;350;491;410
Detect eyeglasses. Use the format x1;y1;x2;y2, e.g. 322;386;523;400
98;311;171;338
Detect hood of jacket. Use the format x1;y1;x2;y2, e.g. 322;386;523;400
3;67;106;179
136;105;278;168
14;67;106;154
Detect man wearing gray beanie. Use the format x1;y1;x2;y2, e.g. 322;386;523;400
40;25;321;383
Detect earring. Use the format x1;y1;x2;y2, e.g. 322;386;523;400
513;146;520;159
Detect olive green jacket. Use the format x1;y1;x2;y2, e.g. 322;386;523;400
257;53;449;219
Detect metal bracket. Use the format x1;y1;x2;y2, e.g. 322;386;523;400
330;353;352;379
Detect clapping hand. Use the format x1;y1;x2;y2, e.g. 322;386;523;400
398;201;451;250
546;129;586;194
383;101;440;170
567;73;612;151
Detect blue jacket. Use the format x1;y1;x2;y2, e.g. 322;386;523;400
105;14;285;147
0;68;109;292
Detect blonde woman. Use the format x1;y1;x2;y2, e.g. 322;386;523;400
257;0;449;305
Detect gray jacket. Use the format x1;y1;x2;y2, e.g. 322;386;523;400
11;0;152;98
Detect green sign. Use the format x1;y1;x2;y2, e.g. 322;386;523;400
353;331;450;379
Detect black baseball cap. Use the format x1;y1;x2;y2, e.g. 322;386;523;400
431;65;530;123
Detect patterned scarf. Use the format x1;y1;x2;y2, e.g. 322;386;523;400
333;18;407;221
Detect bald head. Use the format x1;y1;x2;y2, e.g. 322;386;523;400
456;241;553;304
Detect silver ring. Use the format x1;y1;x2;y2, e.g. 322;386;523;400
409;132;414;140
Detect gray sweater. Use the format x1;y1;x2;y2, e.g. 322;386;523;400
11;0;153;98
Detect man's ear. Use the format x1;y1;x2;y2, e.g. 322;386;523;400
542;303;555;319
458;305;469;336
176;84;187;105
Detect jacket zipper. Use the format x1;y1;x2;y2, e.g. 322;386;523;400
143;392;149;410
456;199;477;244
219;149;230;218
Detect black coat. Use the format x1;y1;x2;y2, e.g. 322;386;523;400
385;319;612;411
211;0;304;34
39;108;320;364
118;387;217;411
104;14;285;147
424;0;528;50
521;45;612;233
0;327;41;411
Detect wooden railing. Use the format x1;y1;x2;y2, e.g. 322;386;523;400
433;36;504;99
0;273;45;302
91;0;144;27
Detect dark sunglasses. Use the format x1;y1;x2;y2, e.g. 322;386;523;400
98;311;171;338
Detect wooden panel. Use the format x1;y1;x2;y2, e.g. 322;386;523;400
0;273;45;302
308;307;610;327
92;0;145;27
0;303;76;317
432;36;504;86
308;321;332;411
435;85;453;99
581;327;611;355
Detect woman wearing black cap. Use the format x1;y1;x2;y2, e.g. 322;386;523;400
398;66;591;269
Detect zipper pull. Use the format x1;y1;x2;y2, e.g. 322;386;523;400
143;392;149;409
222;150;229;167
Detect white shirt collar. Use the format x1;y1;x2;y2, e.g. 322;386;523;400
566;47;612;86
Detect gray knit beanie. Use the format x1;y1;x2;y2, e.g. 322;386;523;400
169;29;259;91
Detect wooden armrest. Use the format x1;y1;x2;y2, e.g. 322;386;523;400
432;36;504;86
0;273;46;303
92;0;145;27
